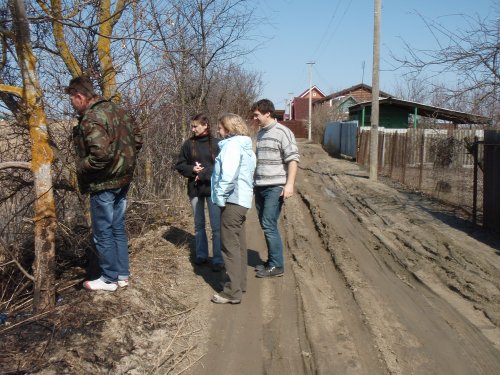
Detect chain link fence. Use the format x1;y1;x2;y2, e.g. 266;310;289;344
358;128;484;223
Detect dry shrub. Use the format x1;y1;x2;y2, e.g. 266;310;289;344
429;136;463;167
0;200;199;374
312;100;347;144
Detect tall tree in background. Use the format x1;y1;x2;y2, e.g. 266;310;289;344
150;0;257;118
125;0;260;200
184;0;254;112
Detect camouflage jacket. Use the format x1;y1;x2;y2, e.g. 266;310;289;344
72;98;142;193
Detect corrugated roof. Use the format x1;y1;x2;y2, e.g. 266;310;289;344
349;97;491;124
314;83;392;104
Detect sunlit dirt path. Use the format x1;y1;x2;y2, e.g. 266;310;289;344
189;143;500;375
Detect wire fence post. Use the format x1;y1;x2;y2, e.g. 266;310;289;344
418;131;425;190
472;136;478;225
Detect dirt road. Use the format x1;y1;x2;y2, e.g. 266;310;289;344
190;143;500;375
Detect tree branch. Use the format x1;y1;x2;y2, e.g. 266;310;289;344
0;84;23;97
0;239;34;281
0;161;32;170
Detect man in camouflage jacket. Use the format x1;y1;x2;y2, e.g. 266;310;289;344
67;76;142;291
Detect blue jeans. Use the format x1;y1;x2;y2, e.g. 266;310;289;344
190;196;223;265
254;185;284;268
90;185;130;282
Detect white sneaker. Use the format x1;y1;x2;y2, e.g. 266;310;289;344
83;278;118;291
117;279;129;288
211;293;241;304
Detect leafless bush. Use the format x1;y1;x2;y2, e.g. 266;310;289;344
0;117;91;312
429;136;463;167
312;100;346;143
1;0;262;330
0;120;34;280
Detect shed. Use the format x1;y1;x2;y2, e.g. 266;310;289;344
349;98;491;128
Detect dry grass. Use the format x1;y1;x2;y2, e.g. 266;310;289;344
0;200;208;374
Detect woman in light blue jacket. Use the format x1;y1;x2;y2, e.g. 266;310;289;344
211;113;256;304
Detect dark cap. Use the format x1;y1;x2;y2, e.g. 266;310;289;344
65;76;97;98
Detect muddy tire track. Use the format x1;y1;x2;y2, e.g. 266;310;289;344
286;143;500;374
284;193;386;374
332;172;500;335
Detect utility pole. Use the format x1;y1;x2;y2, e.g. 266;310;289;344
307;62;315;142
370;0;381;181
288;92;294;120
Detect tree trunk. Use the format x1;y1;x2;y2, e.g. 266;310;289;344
48;0;83;78
98;0;127;102
132;1;152;188
12;0;57;312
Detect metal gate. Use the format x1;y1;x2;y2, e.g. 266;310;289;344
323;121;358;159
483;130;500;231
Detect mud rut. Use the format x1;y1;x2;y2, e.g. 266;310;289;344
190;143;499;375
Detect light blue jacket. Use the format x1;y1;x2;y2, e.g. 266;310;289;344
211;135;256;208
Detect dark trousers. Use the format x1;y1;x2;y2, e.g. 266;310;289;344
220;203;248;300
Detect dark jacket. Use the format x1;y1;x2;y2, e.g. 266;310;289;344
72;98;142;193
175;135;219;198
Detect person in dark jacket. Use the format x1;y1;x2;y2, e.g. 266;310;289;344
67;76;142;291
176;114;223;271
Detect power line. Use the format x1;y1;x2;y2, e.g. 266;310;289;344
316;0;353;61
313;64;336;92
312;0;344;58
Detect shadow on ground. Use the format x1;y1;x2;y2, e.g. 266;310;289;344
172;246;266;294
425;209;500;255
247;249;263;268
379;177;500;254
163;226;194;247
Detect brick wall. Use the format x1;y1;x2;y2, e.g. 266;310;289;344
248;120;306;139
293;98;309;121
281;120;307;139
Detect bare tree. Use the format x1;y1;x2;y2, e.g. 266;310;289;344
118;0;261;201
147;0;257;115
183;0;255;111
206;63;262;117
34;0;130;100
0;0;263;315
0;0;134;313
1;0;57;312
393;6;499;124
393;74;431;104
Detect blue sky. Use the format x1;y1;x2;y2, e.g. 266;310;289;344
245;0;496;109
